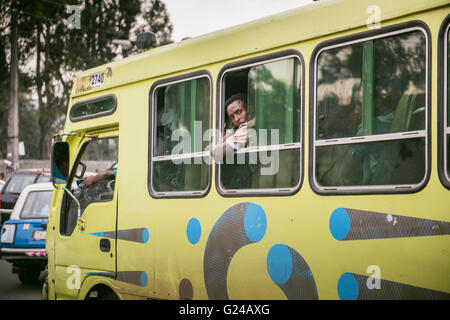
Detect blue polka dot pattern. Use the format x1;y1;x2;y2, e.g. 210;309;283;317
244;203;267;243
187;218;201;244
337;272;450;299
329;208;351;240
338;273;359;300
267;244;318;300
267;244;292;285
330;208;450;241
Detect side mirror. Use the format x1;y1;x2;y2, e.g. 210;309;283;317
75;161;86;179
51;142;70;186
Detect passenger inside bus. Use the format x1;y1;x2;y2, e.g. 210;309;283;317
218;57;302;191
213;93;256;189
316;31;427;188
347;93;415;184
213;93;255;160
318;88;425;186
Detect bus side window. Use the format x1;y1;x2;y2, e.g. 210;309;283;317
445;20;450;184
314;28;428;190
150;76;211;195
219;55;302;193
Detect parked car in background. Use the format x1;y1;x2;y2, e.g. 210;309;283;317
0;169;50;226
0;182;53;284
0;179;5;192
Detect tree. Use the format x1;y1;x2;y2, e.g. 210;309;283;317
123;0;174;57
0;29;10;159
1;0;174;159
134;0;174;44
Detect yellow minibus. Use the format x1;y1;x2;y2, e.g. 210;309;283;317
45;0;450;300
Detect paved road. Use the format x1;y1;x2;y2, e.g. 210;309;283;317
0;259;45;300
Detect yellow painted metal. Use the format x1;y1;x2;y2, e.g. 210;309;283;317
46;0;450;300
70;0;449;98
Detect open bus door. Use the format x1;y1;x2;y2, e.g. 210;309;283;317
50;131;118;299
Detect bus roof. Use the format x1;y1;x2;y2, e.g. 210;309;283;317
71;0;448;98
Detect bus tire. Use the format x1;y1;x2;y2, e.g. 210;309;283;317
18;267;41;284
85;284;119;300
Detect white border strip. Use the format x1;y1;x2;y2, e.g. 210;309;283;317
315;131;426;147
236;142;301;154
152;151;210;162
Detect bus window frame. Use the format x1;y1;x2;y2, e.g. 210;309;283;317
215;49;305;197
309;20;432;195
148;70;213;199
438;15;450;189
59;135;119;237
69;94;117;122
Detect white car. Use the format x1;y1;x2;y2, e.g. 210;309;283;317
0;182;54;284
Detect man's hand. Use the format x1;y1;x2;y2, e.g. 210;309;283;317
80;170;115;187
212;121;250;162
230;122;248;148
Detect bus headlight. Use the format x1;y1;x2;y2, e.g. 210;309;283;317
1;224;16;244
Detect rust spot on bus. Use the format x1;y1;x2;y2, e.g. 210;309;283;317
74;74;92;94
74;67;112;94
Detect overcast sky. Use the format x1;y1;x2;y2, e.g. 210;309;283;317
162;0;314;42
